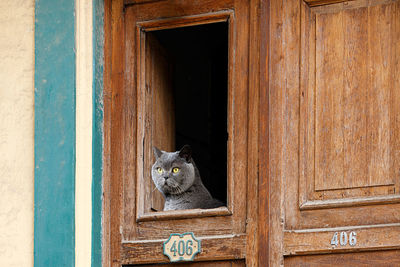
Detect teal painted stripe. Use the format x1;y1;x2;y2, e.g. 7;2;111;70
34;0;76;266
92;0;104;266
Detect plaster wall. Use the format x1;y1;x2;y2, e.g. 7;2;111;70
76;0;93;266
0;0;35;266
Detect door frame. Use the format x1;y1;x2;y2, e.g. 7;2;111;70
102;0;270;266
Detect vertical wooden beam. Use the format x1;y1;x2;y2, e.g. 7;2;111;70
268;0;284;265
246;0;261;265
258;0;270;265
103;0;125;266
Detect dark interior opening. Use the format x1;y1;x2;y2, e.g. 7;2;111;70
150;22;228;205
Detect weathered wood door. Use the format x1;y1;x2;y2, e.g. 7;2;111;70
104;0;399;265
268;0;400;265
103;0;263;266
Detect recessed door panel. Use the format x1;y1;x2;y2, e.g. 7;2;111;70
300;0;400;209
269;0;400;264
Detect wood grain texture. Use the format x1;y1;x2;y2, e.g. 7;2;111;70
136;207;231;222
393;0;400;202
298;0;400;210
311;0;398;13
257;0;270;265
285;249;400;266
146;33;174;212
125;0;167;5
246;0;261;265
284;224;400;255
136;11;231;31
292;203;400;230
121;234;246;265
268;0;285;265
304;0;348;7
229;0;249;236
269;0;400;263
282;0;301;240
103;0;125;266
314;0;398;190
299;0;316;214
111;0;126;265
366;2;392;187
133;260;245;267
314;8;345;191
129;4;249;241
300;194;400;210
127;0;234;22
292;1;398;221
133;9;240;225
123;1;139;246
104;0;265;265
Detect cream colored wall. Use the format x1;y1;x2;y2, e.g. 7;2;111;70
75;0;93;266
0;0;35;266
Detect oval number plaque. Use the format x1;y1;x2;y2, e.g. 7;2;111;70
163;232;201;262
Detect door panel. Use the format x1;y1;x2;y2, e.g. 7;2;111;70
300;0;400;209
133;260;245;267
289;0;400;226
145;33;174;212
104;0;262;266
125;0;249;263
269;0;400;265
285;250;400;267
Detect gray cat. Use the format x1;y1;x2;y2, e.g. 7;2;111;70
151;145;224;211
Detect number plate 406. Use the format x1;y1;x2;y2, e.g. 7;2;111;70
163;232;201;262
331;231;357;247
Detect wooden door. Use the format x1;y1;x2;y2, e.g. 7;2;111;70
103;0;264;266
145;33;174;212
268;0;400;265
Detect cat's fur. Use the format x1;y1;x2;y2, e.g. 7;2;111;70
151;145;224;211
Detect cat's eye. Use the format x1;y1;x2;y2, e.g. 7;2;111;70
172;167;180;173
156;167;163;174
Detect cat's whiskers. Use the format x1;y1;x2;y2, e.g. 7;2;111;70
170;185;178;194
176;185;184;195
167;181;182;195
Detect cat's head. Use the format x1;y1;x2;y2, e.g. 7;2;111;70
151;145;196;195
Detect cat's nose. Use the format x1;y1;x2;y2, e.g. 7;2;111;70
163;176;169;180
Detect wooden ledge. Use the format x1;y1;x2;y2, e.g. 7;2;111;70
304;0;349;7
122;234;246;264
137;206;232;222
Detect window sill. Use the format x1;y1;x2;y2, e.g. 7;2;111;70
136;206;231;222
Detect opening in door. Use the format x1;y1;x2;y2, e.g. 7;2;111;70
142;22;229;212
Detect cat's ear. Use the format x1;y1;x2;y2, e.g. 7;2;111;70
153;147;163;159
178;145;192;162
